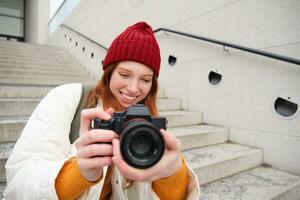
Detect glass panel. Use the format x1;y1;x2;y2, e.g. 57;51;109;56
0;0;24;18
0;15;23;37
49;0;80;34
50;0;65;19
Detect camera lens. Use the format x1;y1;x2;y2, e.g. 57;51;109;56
130;134;153;157
120;120;165;169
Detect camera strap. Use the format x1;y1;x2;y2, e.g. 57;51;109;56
69;84;92;144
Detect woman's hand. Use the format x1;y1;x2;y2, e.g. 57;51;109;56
75;107;118;182
112;129;182;182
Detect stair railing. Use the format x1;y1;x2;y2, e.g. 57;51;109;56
154;28;300;66
61;24;108;50
60;24;300;66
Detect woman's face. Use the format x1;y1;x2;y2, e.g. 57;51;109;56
110;61;154;108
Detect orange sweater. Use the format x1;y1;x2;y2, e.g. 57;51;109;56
55;157;189;200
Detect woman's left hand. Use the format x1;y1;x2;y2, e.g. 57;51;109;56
112;129;182;182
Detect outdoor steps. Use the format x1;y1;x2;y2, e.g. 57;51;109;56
0;84;58;99
1;40;300;199
0;124;253;184
0;40;93;87
156;98;181;111
0;67;92;77
0;76;96;85
0;116;26;143
1;113;299;199
0;97;182;117
0;143;14;183
0;72;93;82
0;40;69;54
160;110;202;127
1;142;259;184
0;60;85;69
0;183;5;199
169;125;228;150
0;57;79;65
0;65;91;76
0;40;100;197
0;51;79;59
0;109;203;143
0;83;165;99
183;143;263;185
199;166;300;200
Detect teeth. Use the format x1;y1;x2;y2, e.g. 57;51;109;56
122;93;136;101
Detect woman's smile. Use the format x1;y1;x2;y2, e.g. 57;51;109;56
120;91;138;102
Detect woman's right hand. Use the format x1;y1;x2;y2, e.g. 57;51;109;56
74;107;118;182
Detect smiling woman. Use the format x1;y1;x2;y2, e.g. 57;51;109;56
4;21;199;200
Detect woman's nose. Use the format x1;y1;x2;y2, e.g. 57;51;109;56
127;80;139;93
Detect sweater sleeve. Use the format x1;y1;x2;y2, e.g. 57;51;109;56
55;157;100;200
55;157;113;200
152;157;189;200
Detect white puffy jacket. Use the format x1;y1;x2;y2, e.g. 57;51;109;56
3;83;199;200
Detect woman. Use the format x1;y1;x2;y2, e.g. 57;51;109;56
4;22;199;200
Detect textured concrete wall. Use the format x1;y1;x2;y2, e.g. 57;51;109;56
47;27;106;80
46;0;300;174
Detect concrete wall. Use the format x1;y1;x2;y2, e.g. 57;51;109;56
25;0;49;44
47;26;106;80
46;0;300;174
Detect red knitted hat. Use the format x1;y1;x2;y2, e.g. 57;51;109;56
102;22;161;77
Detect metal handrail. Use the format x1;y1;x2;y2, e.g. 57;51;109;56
154;28;300;65
61;24;107;50
60;24;300;65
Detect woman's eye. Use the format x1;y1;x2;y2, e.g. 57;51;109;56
142;79;152;83
119;73;129;77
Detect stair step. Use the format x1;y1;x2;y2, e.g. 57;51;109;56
169;125;228;150
0;116;27;143
183;143;262;185
0;48;69;54
0;96;176;117
0;60;80;69
0;41;67;53
0;100;185;140
159;110;202;127
0;47;67;55
0;182;5;199
199;166;300;200
0;84;55;98
157;88;165;98
0;75;96;86
0;45;69;52
0;69;91;80
0;142;15;183
0;66;90;76
0;56;76;65
0;98;40;116
156;98;181;111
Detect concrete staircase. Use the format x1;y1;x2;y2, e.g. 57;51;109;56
0;40;96;197
165;108;300;199
1;40;300;199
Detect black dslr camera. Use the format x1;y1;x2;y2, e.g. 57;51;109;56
94;104;166;169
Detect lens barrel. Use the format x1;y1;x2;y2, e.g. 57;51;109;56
120;120;165;169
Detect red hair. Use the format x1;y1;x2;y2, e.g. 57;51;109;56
84;64;158;116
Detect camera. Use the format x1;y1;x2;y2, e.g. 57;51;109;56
93;104;166;169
